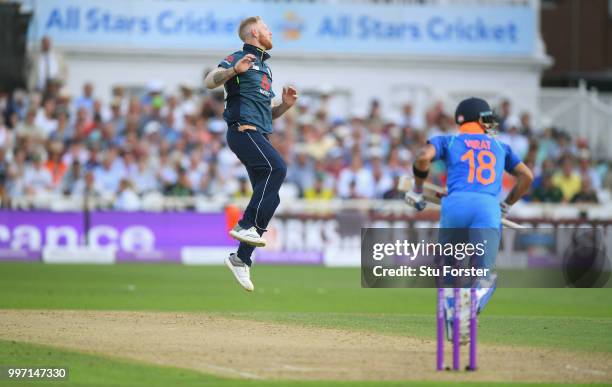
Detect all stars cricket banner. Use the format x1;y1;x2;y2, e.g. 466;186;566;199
26;0;536;56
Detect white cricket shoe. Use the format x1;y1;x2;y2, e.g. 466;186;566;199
229;224;266;247
225;253;254;292
475;274;498;314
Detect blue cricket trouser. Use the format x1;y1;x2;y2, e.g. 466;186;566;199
439;192;501;283
226;125;287;265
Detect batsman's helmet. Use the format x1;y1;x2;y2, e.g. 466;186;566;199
455;97;498;127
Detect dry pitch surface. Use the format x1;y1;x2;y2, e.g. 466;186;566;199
1;310;610;384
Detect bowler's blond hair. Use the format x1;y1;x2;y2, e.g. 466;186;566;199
238;16;261;41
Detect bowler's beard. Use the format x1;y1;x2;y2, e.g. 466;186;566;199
260;37;273;50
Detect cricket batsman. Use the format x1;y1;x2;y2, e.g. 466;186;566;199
405;97;533;341
205;16;298;292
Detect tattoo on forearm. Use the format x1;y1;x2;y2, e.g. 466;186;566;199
210;68;236;88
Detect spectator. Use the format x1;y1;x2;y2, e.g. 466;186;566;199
532;171;563;203
122;151;138;177
61;160;82;195
366;99;384;129
130;157;158;194
49;109;72;143
44;142;67;188
303;123;336;160
141;80;164;110
576;150;602;191
92;99;111;125
7;150;27;197
346;180;362;199
498;118;529;160
185;151;207;192
287;146;314;194
97;122;119;151
16;108;45;142
519;111;534;136
0;116;14;150
74;106;96;139
531;159;555;191
114;179;141;211
325;147;345;179
304;173;334;201
23;153;53;196
425;100;445;132
8;89;28;121
398;102;424;130
111;86;128;115
108;97;126;133
337;154;374;199
55;86;72;113
94;154;124;196
71;170;103;199
554;131;576;159
552;156;581;202
156;152;178;188
571;177;598;204
344;118;367;156
386;147;411;176
84;146;101;170
497;99;512;131
161;94;184;132
74;82;95;115
34;98;58;137
383;174;404;200
0;147;9;205
233;176;252;199
62;141;88;166
164;167;193;197
143;94;165;129
200;160;226;197
428;113;454;138
370;150;393;198
28;36;67;92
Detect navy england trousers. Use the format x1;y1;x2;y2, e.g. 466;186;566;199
226;125;287;265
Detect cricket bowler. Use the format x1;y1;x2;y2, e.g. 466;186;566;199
406;97;533;341
205;16;298;292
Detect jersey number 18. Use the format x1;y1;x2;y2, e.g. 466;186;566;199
460;149;496;185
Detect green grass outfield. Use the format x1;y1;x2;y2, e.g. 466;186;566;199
0;340;608;387
0;263;611;386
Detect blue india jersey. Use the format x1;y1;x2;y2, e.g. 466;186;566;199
428;126;521;197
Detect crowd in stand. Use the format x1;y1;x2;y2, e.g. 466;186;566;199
0;38;609;209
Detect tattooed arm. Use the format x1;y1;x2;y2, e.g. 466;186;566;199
204;53;256;89
205;67;237;89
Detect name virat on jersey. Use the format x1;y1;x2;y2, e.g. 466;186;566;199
464;139;491;150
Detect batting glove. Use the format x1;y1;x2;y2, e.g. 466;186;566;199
405;187;427;212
